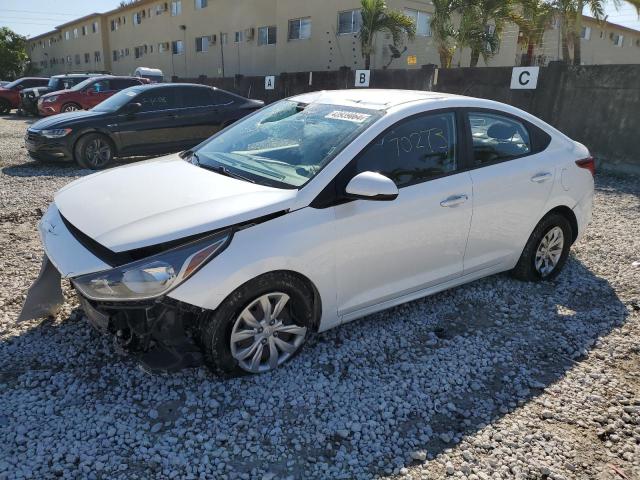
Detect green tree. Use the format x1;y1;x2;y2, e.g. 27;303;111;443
571;0;640;65
458;0;520;67
516;0;555;65
359;0;416;70
430;0;460;68
0;27;29;80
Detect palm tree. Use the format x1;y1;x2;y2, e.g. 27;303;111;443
430;0;460;68
572;0;640;65
359;0;416;70
458;0;520;67
516;0;555;65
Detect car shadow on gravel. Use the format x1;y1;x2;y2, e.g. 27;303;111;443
0;256;629;479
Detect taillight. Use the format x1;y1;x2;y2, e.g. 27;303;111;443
576;157;595;177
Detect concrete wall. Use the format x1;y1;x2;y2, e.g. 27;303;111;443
179;63;639;173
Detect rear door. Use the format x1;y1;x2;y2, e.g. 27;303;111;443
114;87;181;155
462;109;555;274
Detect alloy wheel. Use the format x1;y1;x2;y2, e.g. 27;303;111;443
63;104;79;112
534;226;564;277
230;292;307;373
84;138;112;168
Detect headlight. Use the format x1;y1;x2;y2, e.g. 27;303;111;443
41;129;72;138
73;231;231;301
43;96;58;103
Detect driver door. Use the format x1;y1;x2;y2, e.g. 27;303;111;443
330;110;474;318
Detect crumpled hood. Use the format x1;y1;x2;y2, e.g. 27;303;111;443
54;154;298;252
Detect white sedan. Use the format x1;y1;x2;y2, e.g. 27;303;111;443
20;89;594;375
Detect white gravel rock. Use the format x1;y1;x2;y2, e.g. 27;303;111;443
0;116;639;479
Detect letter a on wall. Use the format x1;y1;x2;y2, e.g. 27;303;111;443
510;67;539;90
265;76;275;90
355;70;370;88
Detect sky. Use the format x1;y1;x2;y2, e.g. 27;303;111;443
1;0;639;38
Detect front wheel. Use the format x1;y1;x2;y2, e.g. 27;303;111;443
511;213;573;281
0;100;11;114
74;133;114;169
61;103;81;113
199;272;315;376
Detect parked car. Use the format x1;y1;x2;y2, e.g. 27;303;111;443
37;76;149;116
20;73;104;115
25;83;263;168
134;67;164;83
0;77;49;113
20;89;594;375
0;81;9;87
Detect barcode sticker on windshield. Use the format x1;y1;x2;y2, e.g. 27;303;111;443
325;111;371;123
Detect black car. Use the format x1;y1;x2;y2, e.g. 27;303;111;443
20;73;105;115
25;83;264;169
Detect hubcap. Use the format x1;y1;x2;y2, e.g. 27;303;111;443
230;292;307;373
84;138;111;167
64;105;79;112
535;226;564;276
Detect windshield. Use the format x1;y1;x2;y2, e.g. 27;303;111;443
93;88;141;112
4;79;23;89
193;100;381;189
70;78;95;91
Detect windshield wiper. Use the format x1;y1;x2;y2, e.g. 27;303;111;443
195;158;256;184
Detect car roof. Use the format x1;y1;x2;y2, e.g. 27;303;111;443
290;89;459;110
52;73;104;78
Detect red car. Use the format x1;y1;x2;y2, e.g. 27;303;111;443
0;77;49;114
38;76;150;116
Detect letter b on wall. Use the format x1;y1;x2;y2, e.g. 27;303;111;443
355;70;370;88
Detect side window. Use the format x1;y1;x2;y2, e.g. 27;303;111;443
354;112;458;188
112;79;140;90
469;112;531;166
137;88;177;112
212;90;235;105
92;80;111;92
181;87;215;107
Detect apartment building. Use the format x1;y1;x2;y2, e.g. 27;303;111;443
27;0;640;79
28;14;111;74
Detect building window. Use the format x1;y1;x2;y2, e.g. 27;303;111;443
73;28;78;38
125;48;130;56
158;42;169;53
93;21;99;33
581;26;591;40
221;33;228;45
195;36;209;52
74;54;81;65
234;31;244;43
171;0;182;16
110;19;119;31
195;0;207;9
133;12;142;25
337;9;362;34
613;33;624;47
288;17;311;40
65;31;70;40
258;26;277;45
135;46;142;58
95;51;101;62
84;52;90;63
404;9;431;37
172;40;184;54
82;25;87;36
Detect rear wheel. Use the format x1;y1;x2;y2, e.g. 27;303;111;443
199;272;314;376
61;103;81;113
74;133;114;169
511;213;573;281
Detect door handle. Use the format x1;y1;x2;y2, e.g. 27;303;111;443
531;172;552;183
440;194;469;208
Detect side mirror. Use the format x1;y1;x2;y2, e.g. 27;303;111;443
122;102;142;115
345;171;398;201
14;85;24;91
85;87;96;95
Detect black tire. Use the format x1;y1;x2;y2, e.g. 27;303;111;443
199;272;315;377
511;212;573;282
61;102;81;113
74;133;115;169
0;100;11;114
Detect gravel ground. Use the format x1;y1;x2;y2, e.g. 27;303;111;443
0;114;638;480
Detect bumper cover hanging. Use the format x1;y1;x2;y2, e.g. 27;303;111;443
18;256;64;321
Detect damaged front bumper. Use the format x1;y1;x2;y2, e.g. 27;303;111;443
19;204;207;372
